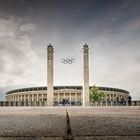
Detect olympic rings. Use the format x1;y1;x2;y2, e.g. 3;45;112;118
61;58;75;64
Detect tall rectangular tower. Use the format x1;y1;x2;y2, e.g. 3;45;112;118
47;44;54;106
83;43;89;106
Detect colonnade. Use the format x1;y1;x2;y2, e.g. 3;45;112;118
6;92;82;103
105;92;128;101
6;92;128;104
6;93;47;102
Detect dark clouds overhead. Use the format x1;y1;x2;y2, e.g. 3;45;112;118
0;0;138;44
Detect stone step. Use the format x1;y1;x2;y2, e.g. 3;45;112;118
0;107;139;139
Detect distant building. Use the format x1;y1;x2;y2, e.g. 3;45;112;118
5;86;129;106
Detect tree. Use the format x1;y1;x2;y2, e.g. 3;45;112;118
90;85;105;103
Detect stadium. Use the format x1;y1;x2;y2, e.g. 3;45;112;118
5;86;129;106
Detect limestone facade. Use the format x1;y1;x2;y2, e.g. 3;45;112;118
6;86;129;105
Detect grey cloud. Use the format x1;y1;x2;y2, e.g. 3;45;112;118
20;23;36;32
0;16;43;88
0;55;5;72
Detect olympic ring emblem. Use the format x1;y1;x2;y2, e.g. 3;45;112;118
61;58;75;64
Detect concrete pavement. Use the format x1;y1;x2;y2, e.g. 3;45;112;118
0;106;140;140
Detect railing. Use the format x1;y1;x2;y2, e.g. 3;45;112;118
0;101;140;106
0;101;47;106
90;101;140;106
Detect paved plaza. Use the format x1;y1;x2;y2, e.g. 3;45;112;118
0;106;140;140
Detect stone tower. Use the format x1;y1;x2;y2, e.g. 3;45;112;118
83;43;89;106
47;44;54;106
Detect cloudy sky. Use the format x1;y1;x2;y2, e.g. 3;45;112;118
0;0;140;100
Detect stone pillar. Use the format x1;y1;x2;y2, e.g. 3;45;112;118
58;93;60;104
37;94;39;102
70;93;71;105
42;94;44;101
83;43;90;106
74;93;76;104
109;94;111;101
47;44;54;106
24;95;26;102
21;94;23;102
32;94;33;102
28;94;29;102
64;93;65;99
76;93;78;103
18;95;19;102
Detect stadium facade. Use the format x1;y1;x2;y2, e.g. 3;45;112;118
5;86;129;106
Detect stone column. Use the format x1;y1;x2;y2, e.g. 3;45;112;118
113;94;114;101
58;93;59;104
37;94;38;102
18;95;19;102
28;94;30;102
109;94;111;101
76;93;78;103
21;95;23;102
64;93;65;99
83;43;90;106
47;44;54;106
42;94;43;101
32;94;33;102
70;93;71;105
75;93;76;104
24;95;26;102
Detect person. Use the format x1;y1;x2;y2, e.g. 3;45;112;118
62;99;65;106
116;96;119;106
121;98;125;106
128;95;132;106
